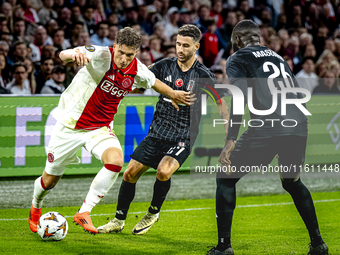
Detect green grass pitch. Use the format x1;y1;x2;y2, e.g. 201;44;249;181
0;191;339;255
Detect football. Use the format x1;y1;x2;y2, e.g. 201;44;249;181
37;212;68;241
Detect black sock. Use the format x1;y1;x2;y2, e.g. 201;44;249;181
216;177;239;250
115;180;136;220
148;178;171;214
282;179;323;247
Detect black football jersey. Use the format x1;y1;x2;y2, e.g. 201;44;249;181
226;45;308;140
148;57;218;145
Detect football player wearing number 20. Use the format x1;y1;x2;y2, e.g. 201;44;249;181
28;27;193;235
207;20;328;255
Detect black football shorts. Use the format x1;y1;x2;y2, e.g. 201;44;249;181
130;136;191;169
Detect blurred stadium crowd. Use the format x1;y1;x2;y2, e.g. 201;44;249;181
0;0;339;95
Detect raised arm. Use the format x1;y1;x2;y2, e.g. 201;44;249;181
59;48;91;67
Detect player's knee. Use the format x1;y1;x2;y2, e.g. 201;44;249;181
123;170;137;182
101;148;124;166
42;174;60;189
103;154;124;167
156;170;171;181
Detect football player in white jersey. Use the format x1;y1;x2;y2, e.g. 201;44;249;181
28;27;193;234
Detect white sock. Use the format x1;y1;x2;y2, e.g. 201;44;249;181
79;165;121;213
32;176;52;209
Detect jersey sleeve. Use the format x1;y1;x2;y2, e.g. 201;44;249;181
132;58;156;89
75;45;111;72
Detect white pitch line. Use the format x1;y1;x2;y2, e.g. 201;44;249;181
1;198;339;222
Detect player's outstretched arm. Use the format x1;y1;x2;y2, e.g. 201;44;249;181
152;79;195;111
59;48;91;67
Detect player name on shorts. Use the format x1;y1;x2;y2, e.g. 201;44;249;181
252;49;284;61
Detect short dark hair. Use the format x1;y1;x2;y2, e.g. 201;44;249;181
96;20;109;31
177;24;201;43
12;41;26;51
51;28;64;39
12;62;27;73
232;19;260;42
116;27;142;49
13;18;26;25
41;56;53;65
301;56;315;65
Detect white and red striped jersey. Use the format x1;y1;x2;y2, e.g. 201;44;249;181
54;45;156;130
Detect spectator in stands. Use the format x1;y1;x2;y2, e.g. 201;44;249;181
41;44;55;59
24;57;36;94
324;38;336;53
194;3;210;33
38;0;58;26
12;18;28;45
285;36;300;72
316;49;338;70
283;55;293;71
0;40;9;57
70;4;88;34
1;2;13;33
20;0;40;24
152;22;166;42
300;33;313;51
90;21;110;46
304;43;317;59
313;70;340;94
7;62;31;95
108;23;118;46
0;53;10;92
82;5;96;36
77;31;90;46
164;7;179;41
210;0;223;28
200;18;218;68
29;26;48;63
0;32;12;48
51;28;71;51
314;26;329;56
46;19;59;40
215;11;237;50
35;56;54;94
149;35;163;61
0;14;8;33
296;57;318;93
41;65;65;94
8;41;27;67
57;7;72;39
268;36;281;53
93;0;106;24
140;51;152;67
67;21;84;47
53;0;64;14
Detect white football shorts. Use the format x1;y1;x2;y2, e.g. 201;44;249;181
44;121;122;176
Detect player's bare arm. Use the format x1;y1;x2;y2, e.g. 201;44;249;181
216;98;234;166
59;48;91;67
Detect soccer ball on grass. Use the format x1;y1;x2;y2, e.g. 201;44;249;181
37;212;68;241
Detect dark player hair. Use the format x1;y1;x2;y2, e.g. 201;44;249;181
232;19;260;42
178;24;201;43
12;62;27;73
116;27;142;50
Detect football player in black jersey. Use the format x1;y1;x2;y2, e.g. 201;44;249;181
207;20;328;255
97;25;229;235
